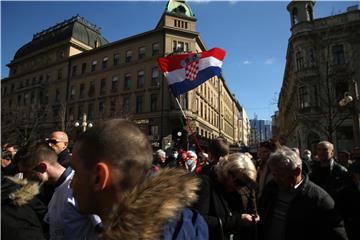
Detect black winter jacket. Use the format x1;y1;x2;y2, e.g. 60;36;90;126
310;158;348;199
258;175;348;240
57;148;71;168
194;170;257;240
1;176;46;240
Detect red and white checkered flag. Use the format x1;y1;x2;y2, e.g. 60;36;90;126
185;60;199;81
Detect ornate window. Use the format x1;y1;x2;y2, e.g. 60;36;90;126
296;51;304;70
137;70;144;88
91;60;97;72
151;67;159;86
332;45;345;65
102;57;108;69
125;50;132;63
152;43;160;56
138;47;146;59
111;76;118;92
113;53;120;66
298;86;310;109
136;96;143;113
124;73;131;90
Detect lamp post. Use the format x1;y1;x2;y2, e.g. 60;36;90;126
74;113;93;132
339;80;360;146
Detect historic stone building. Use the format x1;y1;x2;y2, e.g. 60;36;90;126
275;0;360;153
1;0;249;149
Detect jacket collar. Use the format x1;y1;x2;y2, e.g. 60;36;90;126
2;176;40;206
54;167;73;189
101;168;200;240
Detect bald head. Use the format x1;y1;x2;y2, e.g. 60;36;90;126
316;141;334;163
48;131;69;154
50;131;69;142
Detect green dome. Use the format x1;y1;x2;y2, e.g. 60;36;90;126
165;0;195;18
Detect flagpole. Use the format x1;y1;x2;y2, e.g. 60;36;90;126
175;97;204;154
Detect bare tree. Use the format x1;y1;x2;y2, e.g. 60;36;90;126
2;104;50;146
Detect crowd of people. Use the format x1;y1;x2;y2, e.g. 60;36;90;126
1;119;360;240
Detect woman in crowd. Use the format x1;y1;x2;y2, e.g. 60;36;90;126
194;152;260;240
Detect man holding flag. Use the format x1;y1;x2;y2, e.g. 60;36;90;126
157;47;226;155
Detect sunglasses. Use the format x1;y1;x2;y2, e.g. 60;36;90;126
229;172;256;189
46;139;63;145
229;172;246;187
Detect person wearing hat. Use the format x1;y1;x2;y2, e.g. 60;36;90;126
337;162;360;240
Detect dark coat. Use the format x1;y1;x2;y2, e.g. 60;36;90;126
258;175;348;240
337;181;360;240
310;158;349;199
1;176;46;240
194;170;258;240
58;148;71;168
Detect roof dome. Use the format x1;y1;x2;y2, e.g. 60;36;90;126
14;15;108;60
165;0;195;18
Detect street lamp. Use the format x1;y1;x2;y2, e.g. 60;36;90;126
74;113;93;132
338;80;360;146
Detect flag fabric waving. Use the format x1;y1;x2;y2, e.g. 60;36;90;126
158;48;226;96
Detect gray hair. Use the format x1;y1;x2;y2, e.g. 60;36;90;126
268;146;302;171
215;152;257;184
155;149;166;159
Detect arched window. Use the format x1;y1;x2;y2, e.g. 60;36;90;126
306;4;313;21
174;5;186;14
292;8;299;25
298;86;309;109
296;50;304;70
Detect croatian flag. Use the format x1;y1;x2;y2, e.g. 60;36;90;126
158;48;226;96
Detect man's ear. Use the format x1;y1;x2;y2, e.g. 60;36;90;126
94;162;111;191
36;162;48;173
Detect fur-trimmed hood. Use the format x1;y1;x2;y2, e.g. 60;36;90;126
102;168;201;240
1;176;41;206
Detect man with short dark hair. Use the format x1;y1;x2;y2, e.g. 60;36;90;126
46;131;71;168
71;119;207;239
257;140;277;198
18;142;101;240
201;137;229;176
258;146;347;240
1;144;19;176
208;137;229;164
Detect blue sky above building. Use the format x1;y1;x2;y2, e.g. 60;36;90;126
1;0;357;120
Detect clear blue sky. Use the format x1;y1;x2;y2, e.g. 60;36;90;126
1;0;358;120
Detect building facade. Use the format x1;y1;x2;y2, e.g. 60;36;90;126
1;0;245;150
239;105;251;146
275;1;360;153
